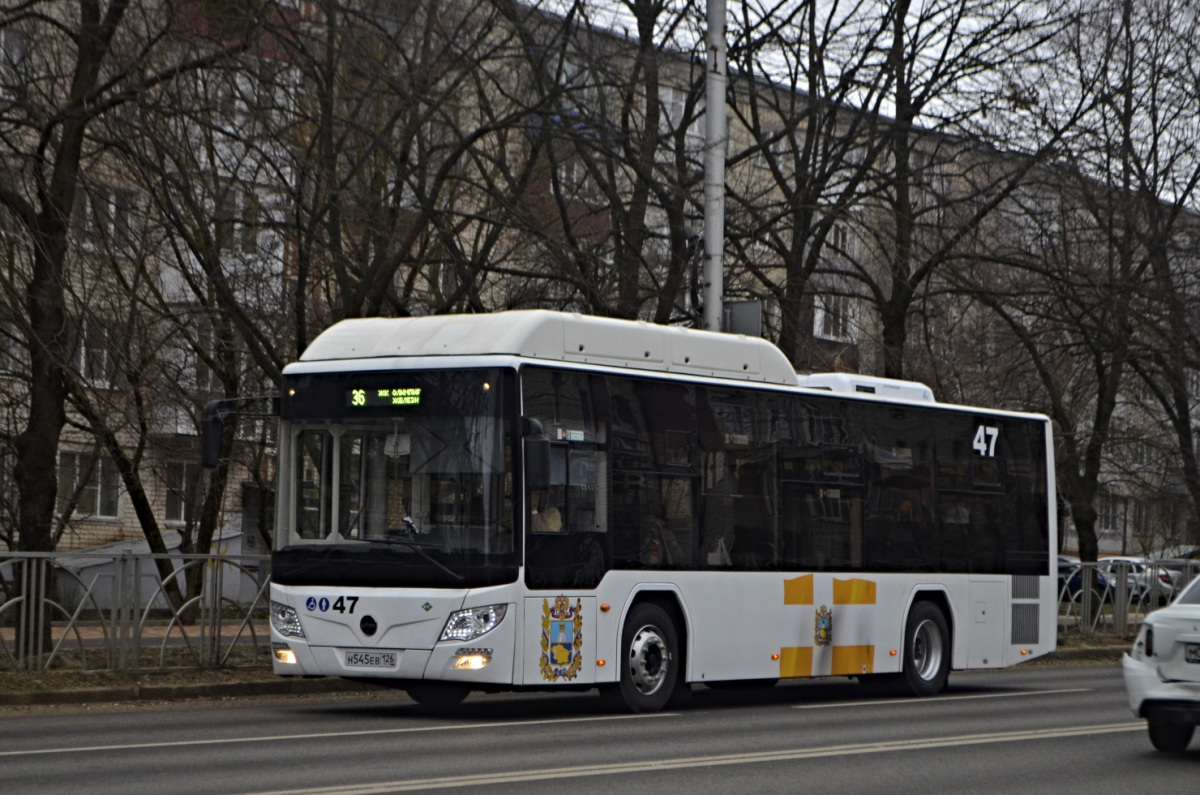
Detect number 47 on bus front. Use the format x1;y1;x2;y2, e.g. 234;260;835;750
973;425;999;458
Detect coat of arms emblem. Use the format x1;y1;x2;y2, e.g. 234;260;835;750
814;605;833;646
540;595;584;681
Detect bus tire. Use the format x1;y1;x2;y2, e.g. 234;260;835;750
900;601;950;696
406;681;470;709
609;603;679;713
1148;721;1194;752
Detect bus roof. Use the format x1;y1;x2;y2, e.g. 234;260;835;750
797;373;935;402
297;310;802;386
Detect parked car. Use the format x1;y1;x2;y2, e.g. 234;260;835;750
1157;558;1200;593
1099;556;1175;606
1123;576;1200;751
1058;555;1118;601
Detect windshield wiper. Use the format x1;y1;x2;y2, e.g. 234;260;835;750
367;535;465;583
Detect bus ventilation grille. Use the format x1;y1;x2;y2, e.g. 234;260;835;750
1011;575;1039;600
1011;603;1039;645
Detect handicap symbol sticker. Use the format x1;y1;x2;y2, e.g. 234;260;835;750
306;597;317;612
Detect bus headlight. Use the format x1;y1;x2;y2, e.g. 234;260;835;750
440;604;507;642
453;648;493;669
271;601;306;638
273;643;298;665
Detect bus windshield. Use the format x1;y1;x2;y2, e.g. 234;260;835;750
273;368;517;588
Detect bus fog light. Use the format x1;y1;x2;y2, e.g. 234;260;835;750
273;643;297;665
271;601;306;638
440;605;507;642
453;648;493;669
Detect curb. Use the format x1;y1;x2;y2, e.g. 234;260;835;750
1;648;1129;707
1045;648;1127;662
0;676;381;707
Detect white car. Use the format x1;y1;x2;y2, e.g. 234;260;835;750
1123;577;1200;751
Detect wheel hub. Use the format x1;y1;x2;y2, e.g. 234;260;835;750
628;625;669;695
912;618;944;681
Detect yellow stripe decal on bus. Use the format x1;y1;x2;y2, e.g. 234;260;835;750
779;646;813;678
833;578;876;605
831;644;875;675
783;574;813;605
782;574;878;678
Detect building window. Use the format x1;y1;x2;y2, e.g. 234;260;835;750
80;187;135;246
70;315;119;387
165;462;201;524
556;158;590;195
0;28;27;100
0;444;13;525
58;451;120;519
814;293;856;343
756;129;789;169
1098;494;1125;535
214;188;263;255
0;319;20;375
238;416;278;446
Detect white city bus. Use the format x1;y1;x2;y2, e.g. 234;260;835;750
262;310;1057;711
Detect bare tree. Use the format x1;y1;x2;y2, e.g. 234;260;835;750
1100;0;1200;553
1005;0;1200;561
724;0;893;366
257;0;550;346
0;2;251;563
491;0;709;322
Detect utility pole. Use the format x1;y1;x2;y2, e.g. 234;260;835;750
702;0;727;332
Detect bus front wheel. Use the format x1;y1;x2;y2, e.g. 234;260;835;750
605;603;679;713
900;601;950;696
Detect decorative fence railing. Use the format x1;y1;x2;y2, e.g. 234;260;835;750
1057;560;1199;637
1;551;270;672
3;551;1197;672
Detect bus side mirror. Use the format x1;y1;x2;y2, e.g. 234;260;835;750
201;404;225;469
523;417;550;491
199;395;280;469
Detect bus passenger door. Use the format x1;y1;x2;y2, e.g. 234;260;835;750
520;596;597;685
967;580;1005;667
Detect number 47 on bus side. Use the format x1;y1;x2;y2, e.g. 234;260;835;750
973;425;999;458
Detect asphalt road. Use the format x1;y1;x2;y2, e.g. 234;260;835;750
1;665;1195;794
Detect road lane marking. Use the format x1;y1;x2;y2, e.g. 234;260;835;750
246;722;1146;794
0;712;677;758
795;687;1092;708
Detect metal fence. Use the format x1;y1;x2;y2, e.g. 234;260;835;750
1;551;270;672
1058;560;1200;637
3;550;1197;672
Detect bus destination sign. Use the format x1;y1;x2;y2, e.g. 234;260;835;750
348;387;422;408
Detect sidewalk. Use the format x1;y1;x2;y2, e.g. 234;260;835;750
0;642;1127;708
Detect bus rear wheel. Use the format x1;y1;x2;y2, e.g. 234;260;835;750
605;603;679;713
900;601;950;696
406;681;470;709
